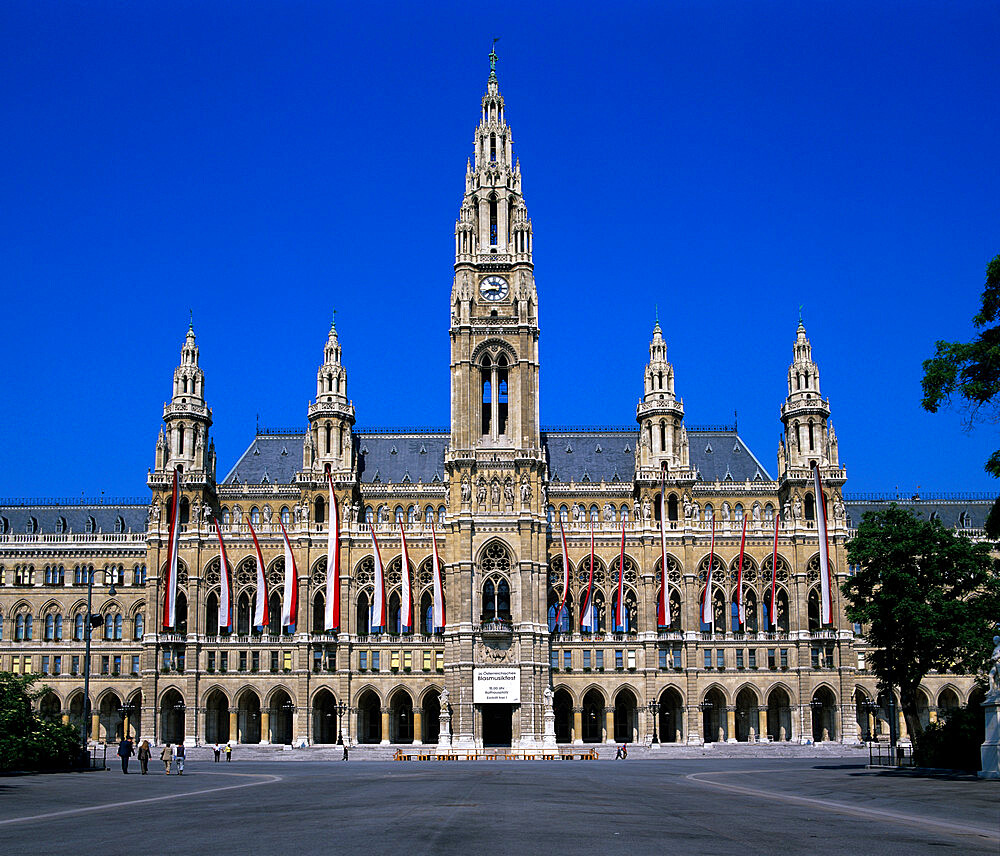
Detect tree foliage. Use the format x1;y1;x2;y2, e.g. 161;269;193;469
0;672;82;772
921;253;1000;478
842;505;1000;739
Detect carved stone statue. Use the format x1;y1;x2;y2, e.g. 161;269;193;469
148;503;160;524
752;503;761;523
683;494;692;519
721;502;731;522
603;502;614;521
792;495;803;520
202;502;212;524
504;481;514;509
233;506;243;524
491;480;501;506
263;505;273;524
444;483;451;506
544;685;554;708
642;499;651;521
461;476;471;503
633;499;641;521
520;477;531;503
301;503;310;524
782;502;791;525
477;479;487;506
988;635;1000;698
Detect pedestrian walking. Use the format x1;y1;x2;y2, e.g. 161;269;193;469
174;743;185;775
615;745;623;760
342;744;349;761
117;737;133;774
213;743;221;763
224;744;232;762
622;744;628;759
137;740;151;774
160;743;172;775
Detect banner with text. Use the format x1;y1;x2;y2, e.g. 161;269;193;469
473;668;521;704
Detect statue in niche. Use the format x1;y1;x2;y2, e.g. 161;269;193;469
721;502;731;521
520;476;531;504
752;503;761;523
263;505;273;524
444;483;451;506
233;506;243;525
503;481;514;510
202;502;212;524
642;499;651;521
603;502;614;521
491;480;501;506
792;495;803;520
782;502;791;525
477;478;487;506
461;476;471;503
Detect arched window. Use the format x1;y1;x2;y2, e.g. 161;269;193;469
407;506;417;525
114;614;123;640
437;506;446;524
280;506;290;525
135;613;145;639
312;593;325;634
357;591;371;635
104;614;113;639
250;507;261;526
764;503;774;522
621;505;630;523
546;505;554;525
222;507;231;525
115;516;126;534
45;613;54;640
394;506;404;523
206;592;219;636
365;506;374;524
26;614;35;639
424;506;434;525
268;592;282;634
75;613;84;641
804;493;815;521
704;504;714;521
559;505;568;522
734;504;744;522
179;497;189;525
667;494;678;521
55;516;66;534
237;593;251;637
420;591;433;635
15;614;25;640
54;614;63;640
388;592;401;635
315;496;325;525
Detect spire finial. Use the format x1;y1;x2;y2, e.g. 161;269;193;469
489;38;499;79
798;304;804;325
189;309;193;331
331;308;337;330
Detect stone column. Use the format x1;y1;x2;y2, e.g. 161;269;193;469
123;714;131;738
229;709;238;744
260;711;270;745
62;713;70;726
758;707;768;742
604;707;614;743
928;708;938;725
898;710;907;742
726;708;736;743
439;700;452;748
572;707;583;745
413;709;423;745
980;692;1000;779
381;708;390;746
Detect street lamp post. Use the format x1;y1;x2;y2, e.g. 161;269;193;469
647;699;660;744
81;569;115;746
336;701;348;745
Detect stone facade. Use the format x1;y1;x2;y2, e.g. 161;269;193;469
0;61;989;748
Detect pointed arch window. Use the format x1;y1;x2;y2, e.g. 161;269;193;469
75;613;84;641
135;613;145;640
54;614;63;641
357;591;371;635
45;613;55;640
489;195;498;245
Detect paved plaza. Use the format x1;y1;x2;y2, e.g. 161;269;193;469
0;756;996;855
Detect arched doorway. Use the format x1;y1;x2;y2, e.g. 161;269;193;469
702;688;727;743
613;688;638;743
159;689;184;745
581;689;605;743
811;687;837;742
735;687;759;742
553;689;572;743
204;689;230;744
658;688;683;743
38;692;61;722
313;689;338;744
389;690;414;744
357;690;382;744
237;690;261;744
421;690;441;745
767;687;793;742
124;691;142;740
68;691;86;737
269;690;294;745
855;690;875;740
937;687;960;721
99;693;123;743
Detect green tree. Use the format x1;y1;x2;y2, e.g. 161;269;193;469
0;672;81;772
921;253;1000;483
842;504;1000;739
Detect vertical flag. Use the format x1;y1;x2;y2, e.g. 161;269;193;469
700;514;717;626
162;468;180;629
213;517;233;633
813;464;834;625
430;518;445;633
370;527;387;633
279;520;298;633
556;522;570;630
615;519;626;631
657;473;671;628
247;520;268;629
769;510;780;628
580;522;595;632
736;512;748;627
325;474;340;632
399;520;413;633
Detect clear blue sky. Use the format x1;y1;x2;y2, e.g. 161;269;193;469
2;1;998;500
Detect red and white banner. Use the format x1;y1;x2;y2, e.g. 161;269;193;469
370;527;387;633
430;518;445;632
325;475;340;632
769;510;779;628
213;517;232;633
279;520;298;633
615;519;626;630
247;520;268;629
813;464;834;625
736;512;748;627
556;522;570;630
700;514;717;626
399;520;413;633
657;474;671;627
580;523;595;631
162;468;180;629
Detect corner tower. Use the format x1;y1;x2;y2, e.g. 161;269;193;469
304;317;356;478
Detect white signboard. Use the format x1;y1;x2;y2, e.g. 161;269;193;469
473;668;521;704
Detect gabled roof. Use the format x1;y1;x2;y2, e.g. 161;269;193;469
843;494;994;530
0;499;147;535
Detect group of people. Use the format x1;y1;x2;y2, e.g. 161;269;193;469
116;738;232;774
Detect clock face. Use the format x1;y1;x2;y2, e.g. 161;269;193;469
479;275;509;302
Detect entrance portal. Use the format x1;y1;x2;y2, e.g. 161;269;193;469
481;703;513;747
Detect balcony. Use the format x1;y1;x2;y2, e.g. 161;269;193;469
478;618;513;640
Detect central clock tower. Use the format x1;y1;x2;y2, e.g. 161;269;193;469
444;51;550;749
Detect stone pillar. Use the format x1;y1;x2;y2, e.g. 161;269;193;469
980;695;1000;779
229;709;238;744
758;707;768;742
928;708;938;725
439;701;452;748
62;713;70;726
898;710;907;742
726;708;737;743
123;715;131;738
604;707;614;743
573;707;583;745
381;708;390;746
543;699;557;749
90;713;100;742
260;711;270;745
413;709;423;745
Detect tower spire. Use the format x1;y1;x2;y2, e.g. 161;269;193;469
635;322;691;479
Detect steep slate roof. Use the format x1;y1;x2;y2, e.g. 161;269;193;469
843;495;994;530
224;426;773;486
0;500;147;535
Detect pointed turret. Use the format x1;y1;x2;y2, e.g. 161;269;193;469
154;324;213;479
304;315;356;476
635;321;692;480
